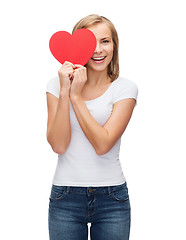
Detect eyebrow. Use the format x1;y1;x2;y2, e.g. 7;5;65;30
100;37;112;40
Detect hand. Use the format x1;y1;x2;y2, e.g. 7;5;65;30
69;64;87;99
58;61;75;91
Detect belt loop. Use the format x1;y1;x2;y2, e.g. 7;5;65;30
66;186;70;193
107;186;112;194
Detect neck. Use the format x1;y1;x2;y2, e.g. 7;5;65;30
86;68;111;87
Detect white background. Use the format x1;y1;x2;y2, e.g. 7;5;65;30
0;0;185;239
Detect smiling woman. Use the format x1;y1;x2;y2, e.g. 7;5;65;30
46;14;138;240
72;14;119;82
87;23;114;73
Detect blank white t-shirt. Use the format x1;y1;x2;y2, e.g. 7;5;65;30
46;76;138;187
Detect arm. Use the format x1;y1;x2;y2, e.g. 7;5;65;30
70;95;136;155
46;89;71;154
46;61;75;154
69;64;136;155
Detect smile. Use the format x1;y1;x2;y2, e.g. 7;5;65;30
91;56;106;63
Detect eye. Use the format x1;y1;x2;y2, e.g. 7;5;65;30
102;40;109;44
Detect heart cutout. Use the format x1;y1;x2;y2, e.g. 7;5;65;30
49;29;96;65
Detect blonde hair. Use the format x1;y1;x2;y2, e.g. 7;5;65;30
72;14;119;82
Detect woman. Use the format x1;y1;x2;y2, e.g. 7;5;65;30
46;14;138;240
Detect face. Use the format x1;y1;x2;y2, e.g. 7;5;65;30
86;22;114;73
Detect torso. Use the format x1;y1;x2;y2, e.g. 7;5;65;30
81;82;112;101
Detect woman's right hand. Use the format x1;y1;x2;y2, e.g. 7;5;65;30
58;61;75;91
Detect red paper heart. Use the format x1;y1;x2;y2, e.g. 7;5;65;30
49;29;96;65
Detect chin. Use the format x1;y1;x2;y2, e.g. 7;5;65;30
88;65;107;73
87;60;111;72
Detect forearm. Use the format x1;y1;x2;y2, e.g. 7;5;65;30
47;90;71;154
70;95;109;155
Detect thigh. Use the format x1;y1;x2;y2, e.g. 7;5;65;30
90;182;131;240
48;185;88;240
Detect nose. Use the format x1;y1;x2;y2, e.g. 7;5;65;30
94;41;102;54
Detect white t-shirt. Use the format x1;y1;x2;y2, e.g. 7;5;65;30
46;76;138;187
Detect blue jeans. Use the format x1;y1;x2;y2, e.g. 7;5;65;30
48;181;131;240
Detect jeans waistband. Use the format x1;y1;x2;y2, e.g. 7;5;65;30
52;182;127;195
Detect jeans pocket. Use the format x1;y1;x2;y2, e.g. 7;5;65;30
109;182;129;202
49;185;69;201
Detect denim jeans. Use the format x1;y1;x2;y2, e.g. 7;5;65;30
48;181;131;240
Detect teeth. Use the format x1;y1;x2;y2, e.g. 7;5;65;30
92;57;105;60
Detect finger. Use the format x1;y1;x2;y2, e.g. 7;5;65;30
61;65;75;75
64;61;73;65
66;66;75;72
74;64;85;69
69;75;74;81
68;71;74;78
64;61;75;67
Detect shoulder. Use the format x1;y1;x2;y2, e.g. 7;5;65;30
46;76;60;98
112;76;138;104
47;75;60;87
113;76;138;89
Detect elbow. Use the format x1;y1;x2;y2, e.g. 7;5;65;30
97;150;108;156
52;146;65;155
51;142;70;154
96;145;109;156
47;137;69;155
96;151;105;156
96;141;113;155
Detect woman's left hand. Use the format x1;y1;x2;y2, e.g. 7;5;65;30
69;64;87;99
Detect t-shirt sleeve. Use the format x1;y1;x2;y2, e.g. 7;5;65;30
113;77;138;106
46;76;60;98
